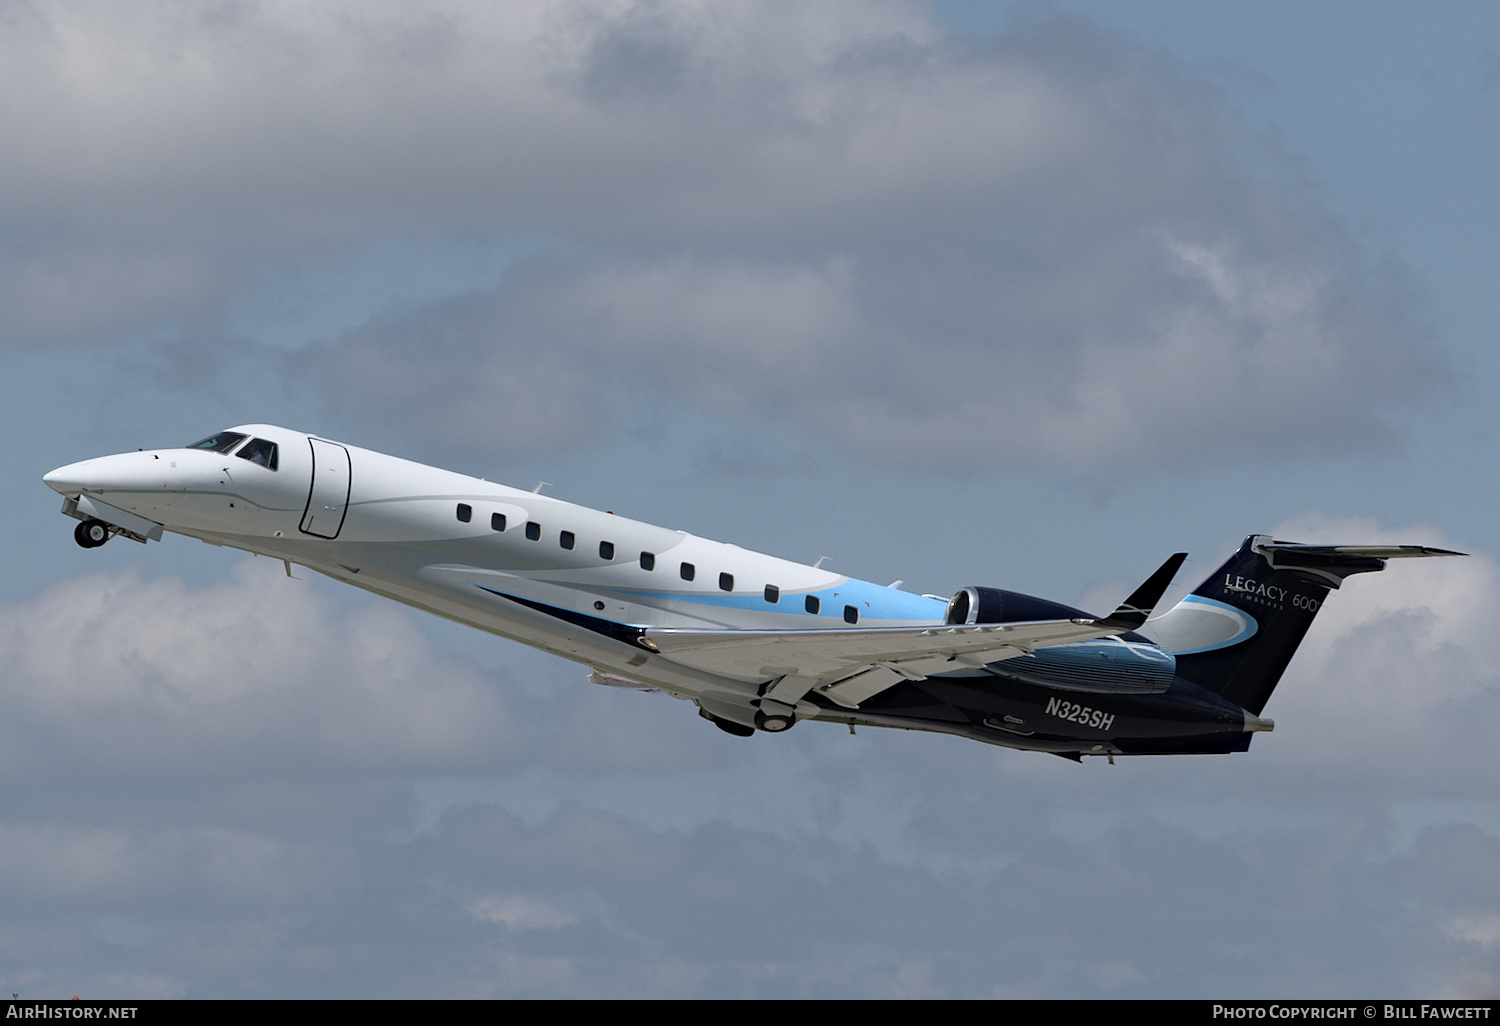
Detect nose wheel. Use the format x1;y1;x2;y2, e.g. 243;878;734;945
74;519;110;548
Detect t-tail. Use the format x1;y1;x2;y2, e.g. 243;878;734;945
1139;536;1463;716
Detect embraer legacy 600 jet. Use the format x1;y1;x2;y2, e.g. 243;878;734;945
44;425;1460;759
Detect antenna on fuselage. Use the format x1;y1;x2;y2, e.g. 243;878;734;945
532;481;550;494
813;556;830;569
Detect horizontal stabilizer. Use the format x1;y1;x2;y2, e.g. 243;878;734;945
1253;539;1465;588
1098;553;1189;631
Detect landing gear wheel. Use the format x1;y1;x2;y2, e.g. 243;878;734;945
74;519;109;548
698;708;756;737
754;709;796;733
711;716;756;738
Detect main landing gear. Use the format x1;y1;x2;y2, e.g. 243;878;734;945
698;706;799;736
697;699;800;737
753;708;796;732
751;695;800;733
73;519;110;548
699;708;756;737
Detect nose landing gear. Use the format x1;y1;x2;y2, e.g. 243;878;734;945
73;519;110;548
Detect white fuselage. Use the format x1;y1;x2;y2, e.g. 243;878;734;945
44;424;948;707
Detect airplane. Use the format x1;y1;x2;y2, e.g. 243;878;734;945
42;424;1462;760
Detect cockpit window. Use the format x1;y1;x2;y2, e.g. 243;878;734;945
186;431;248;454
236;437;279;470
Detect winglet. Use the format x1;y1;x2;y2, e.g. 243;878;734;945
1097;552;1189;631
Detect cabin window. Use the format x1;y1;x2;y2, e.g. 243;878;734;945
719;572;734;592
764;585;779;604
456;503;472;523
560;530;575;550
491;512;506;531
680;562;695;582
526;521;541;541
805;595;820;614
599;541;615;560
236;438;279;470
640;552;655;571
844;605;859;624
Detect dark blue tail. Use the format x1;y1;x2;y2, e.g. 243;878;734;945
1145;536;1457;715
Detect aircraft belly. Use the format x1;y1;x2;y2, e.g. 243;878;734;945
843;673;1254;752
168;527;699;684
262;550;769;704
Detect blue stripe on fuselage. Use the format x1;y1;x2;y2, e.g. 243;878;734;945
578;577;946;623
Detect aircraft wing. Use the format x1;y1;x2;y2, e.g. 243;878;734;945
642;553;1187;709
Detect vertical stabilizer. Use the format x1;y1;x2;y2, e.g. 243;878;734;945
1138;536;1460;715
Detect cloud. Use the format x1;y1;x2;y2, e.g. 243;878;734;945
293;4;1444;469
0;0;1482;986
0;515;1495;996
0;2;1447;467
6;774;1500;997
468;890;580;931
0;558;522;779
1241;515;1500;793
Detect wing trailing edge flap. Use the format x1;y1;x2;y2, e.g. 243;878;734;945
645;553;1189;709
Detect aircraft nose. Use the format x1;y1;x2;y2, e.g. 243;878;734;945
43;452;165;497
43;461;90;497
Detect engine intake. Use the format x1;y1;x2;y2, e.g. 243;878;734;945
944;586;1091;626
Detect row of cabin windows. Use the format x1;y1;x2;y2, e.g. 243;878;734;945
453;503;859;622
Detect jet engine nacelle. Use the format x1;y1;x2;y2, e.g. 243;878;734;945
944;586;1091;626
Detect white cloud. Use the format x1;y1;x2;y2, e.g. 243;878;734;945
1446;913;1500;951
0;5;1487;995
0;528;1494;996
1212;515;1500;793
0;558;522;777
468;890;579;931
306;6;1441;468
0;2;1445;466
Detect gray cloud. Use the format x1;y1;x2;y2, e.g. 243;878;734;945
0;558;522;779
297;4;1443;468
0;520;1496;995
0;2;1447;467
0;1;1489;1000
1247;515;1500;794
4;793;1498;997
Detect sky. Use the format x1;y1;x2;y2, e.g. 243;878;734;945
2;0;1499;998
